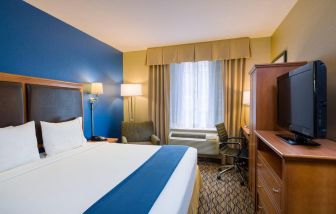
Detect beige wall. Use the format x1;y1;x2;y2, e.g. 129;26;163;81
243;37;272;125
246;37;272;89
123;38;271;124
123;50;148;122
271;0;336;140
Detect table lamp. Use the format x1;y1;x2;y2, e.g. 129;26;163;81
243;90;250;127
243;91;250;106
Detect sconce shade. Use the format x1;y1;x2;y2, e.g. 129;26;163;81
243;90;250;105
121;84;142;96
85;82;104;95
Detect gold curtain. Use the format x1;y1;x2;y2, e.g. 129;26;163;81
146;37;250;65
222;59;246;137
148;65;170;144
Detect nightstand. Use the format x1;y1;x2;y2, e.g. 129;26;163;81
106;138;118;143
88;138;119;143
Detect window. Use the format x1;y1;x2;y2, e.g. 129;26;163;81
170;61;224;129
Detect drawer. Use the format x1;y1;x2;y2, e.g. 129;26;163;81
257;152;282;210
257;178;279;214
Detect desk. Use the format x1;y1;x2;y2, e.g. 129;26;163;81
241;126;252;191
241;126;250;140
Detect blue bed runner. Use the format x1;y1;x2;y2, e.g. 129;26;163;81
84;145;189;214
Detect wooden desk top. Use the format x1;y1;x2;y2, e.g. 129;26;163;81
255;130;336;161
242;126;251;136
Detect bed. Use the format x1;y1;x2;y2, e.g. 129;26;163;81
0;72;201;214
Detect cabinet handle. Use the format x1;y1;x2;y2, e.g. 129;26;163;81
258;205;263;210
258;185;262;188
257;163;262;167
272;187;280;193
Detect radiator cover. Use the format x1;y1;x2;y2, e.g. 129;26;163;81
169;130;219;156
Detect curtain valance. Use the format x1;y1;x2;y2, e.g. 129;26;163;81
146;37;250;65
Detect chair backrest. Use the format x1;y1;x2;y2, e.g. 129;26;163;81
121;121;154;142
215;123;229;142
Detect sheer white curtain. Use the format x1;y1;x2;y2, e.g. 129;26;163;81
170;61;224;129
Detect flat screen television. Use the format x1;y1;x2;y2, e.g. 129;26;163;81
277;60;327;146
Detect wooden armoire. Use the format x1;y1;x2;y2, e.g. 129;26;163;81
248;62;306;203
248;62;336;214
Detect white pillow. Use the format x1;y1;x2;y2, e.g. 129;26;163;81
0;121;40;172
41;117;86;156
77;117;87;144
1;126;13;129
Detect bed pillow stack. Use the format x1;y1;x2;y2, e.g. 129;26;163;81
41;117;87;156
0;121;40;172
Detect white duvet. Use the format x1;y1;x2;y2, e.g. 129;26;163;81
0;143;197;214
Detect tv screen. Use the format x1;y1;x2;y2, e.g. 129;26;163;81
277;61;327;139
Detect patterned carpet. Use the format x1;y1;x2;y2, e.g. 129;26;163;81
198;161;254;214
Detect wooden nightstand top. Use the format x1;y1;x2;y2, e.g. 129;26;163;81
106;138;118;143
88;138;119;143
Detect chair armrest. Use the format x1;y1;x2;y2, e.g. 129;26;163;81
219;141;242;150
228;137;245;140
121;136;128;144
151;135;161;145
225;137;245;147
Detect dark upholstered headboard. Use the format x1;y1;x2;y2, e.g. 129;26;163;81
0;72;83;151
26;84;83;146
0;81;24;128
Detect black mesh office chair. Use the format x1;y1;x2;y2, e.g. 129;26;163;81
215;123;248;185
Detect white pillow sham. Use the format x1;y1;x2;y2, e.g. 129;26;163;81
41;117;86;156
77;117;87;144
0;121;40;172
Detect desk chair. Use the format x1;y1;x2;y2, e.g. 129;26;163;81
215;123;248;185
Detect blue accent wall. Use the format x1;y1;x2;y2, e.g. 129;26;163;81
0;0;123;139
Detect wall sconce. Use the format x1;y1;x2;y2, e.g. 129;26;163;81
84;82;105;141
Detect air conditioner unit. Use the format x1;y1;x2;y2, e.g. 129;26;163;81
169;129;219;156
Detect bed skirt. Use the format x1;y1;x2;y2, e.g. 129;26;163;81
188;165;202;214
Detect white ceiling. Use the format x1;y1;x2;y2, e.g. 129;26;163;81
25;0;297;52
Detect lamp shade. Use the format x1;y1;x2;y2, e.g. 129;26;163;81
243;90;250;105
85;82;104;95
121;84;142;96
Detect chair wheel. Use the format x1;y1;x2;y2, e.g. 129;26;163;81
240;181;245;186
217;175;221;180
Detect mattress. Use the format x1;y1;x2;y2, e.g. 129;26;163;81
0;143;197;214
